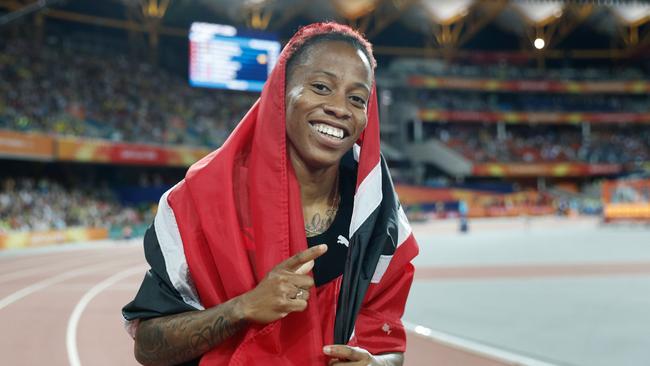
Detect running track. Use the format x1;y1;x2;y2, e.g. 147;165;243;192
0;241;145;366
3;217;648;365
0;240;542;366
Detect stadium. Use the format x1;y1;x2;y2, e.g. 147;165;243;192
1;0;649;365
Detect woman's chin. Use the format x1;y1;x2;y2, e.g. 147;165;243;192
293;151;343;171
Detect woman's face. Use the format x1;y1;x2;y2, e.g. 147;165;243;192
285;40;373;171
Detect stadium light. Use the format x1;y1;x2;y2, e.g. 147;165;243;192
534;38;545;50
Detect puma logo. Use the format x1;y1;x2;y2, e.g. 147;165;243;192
337;235;349;247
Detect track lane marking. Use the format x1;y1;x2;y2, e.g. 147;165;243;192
0;260;143;311
66;266;145;366
0;252;134;284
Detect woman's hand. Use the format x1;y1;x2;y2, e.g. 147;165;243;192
324;345;404;366
239;244;327;324
324;345;374;365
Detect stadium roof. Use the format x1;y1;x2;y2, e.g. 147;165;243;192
1;0;649;62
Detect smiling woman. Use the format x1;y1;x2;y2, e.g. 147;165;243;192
285;39;374;240
286;40;372;168
122;22;418;366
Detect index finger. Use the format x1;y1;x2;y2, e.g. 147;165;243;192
276;244;327;272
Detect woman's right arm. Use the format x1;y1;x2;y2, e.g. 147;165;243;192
133;244;327;366
134;296;246;366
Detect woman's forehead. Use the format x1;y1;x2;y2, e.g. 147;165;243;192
288;41;373;84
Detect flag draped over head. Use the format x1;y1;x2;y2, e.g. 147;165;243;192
153;22;418;365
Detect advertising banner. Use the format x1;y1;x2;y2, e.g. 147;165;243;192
409;76;650;94
0;227;109;250
56;136;210;167
0;130;55;160
472;163;622;177
419;110;650;124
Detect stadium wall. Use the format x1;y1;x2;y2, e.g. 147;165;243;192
0;227;108;250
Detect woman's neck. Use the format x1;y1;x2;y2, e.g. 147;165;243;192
290;157;339;207
287;148;338;204
288;149;342;237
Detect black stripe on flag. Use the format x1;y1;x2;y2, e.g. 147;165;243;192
334;155;399;344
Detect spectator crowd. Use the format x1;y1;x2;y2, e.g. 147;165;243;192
431;125;650;164
0;37;256;148
0;178;153;234
416;90;649;113
0;32;648;236
387;58;650;81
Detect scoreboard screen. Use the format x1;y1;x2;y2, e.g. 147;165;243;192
189;22;280;92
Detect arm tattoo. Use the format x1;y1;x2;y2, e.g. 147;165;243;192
135;299;246;366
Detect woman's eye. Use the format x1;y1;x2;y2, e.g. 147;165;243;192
312;83;330;92
350;96;367;107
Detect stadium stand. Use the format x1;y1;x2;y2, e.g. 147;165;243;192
0;36;256;148
423;124;650;164
0;177;152;234
0;3;648;244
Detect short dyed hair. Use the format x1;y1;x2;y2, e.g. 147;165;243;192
285;22;376;80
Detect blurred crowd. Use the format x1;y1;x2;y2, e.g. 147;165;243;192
0;178;153;234
416;90;649;113
0;37;256;148
1;32;648;236
388;58;650;81
432;125;650;164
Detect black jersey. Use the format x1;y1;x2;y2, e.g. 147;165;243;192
306;166;353;287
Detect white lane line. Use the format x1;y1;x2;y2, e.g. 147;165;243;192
0;260;141;311
403;321;560;366
0;252;84;275
66;266;145;366
0;242;138;274
0;253;113;284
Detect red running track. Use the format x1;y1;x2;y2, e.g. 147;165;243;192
0;243;145;366
0;242;550;366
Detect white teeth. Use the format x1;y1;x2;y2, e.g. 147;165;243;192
314;123;344;139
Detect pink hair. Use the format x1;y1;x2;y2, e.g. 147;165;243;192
283;22;377;70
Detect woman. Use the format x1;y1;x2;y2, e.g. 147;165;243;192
123;22;418;365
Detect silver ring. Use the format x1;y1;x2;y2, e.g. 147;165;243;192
296;289;304;299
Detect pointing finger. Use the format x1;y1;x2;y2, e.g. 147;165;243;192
276;244;327;272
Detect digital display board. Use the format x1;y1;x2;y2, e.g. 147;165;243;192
189;22;280;92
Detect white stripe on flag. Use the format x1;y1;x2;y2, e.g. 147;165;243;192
370;203;413;283
154;186;204;310
349;162;382;238
371;255;393;284
397;205;412;247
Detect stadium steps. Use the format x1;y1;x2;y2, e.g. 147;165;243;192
405;138;473;177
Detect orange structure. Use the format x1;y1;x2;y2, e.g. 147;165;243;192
602;178;650;222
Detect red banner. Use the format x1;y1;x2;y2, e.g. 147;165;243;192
0;130;54;160
419;109;650;124
108;144;168;165
472;163;622;177
56;136;210;167
409;76;650;94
